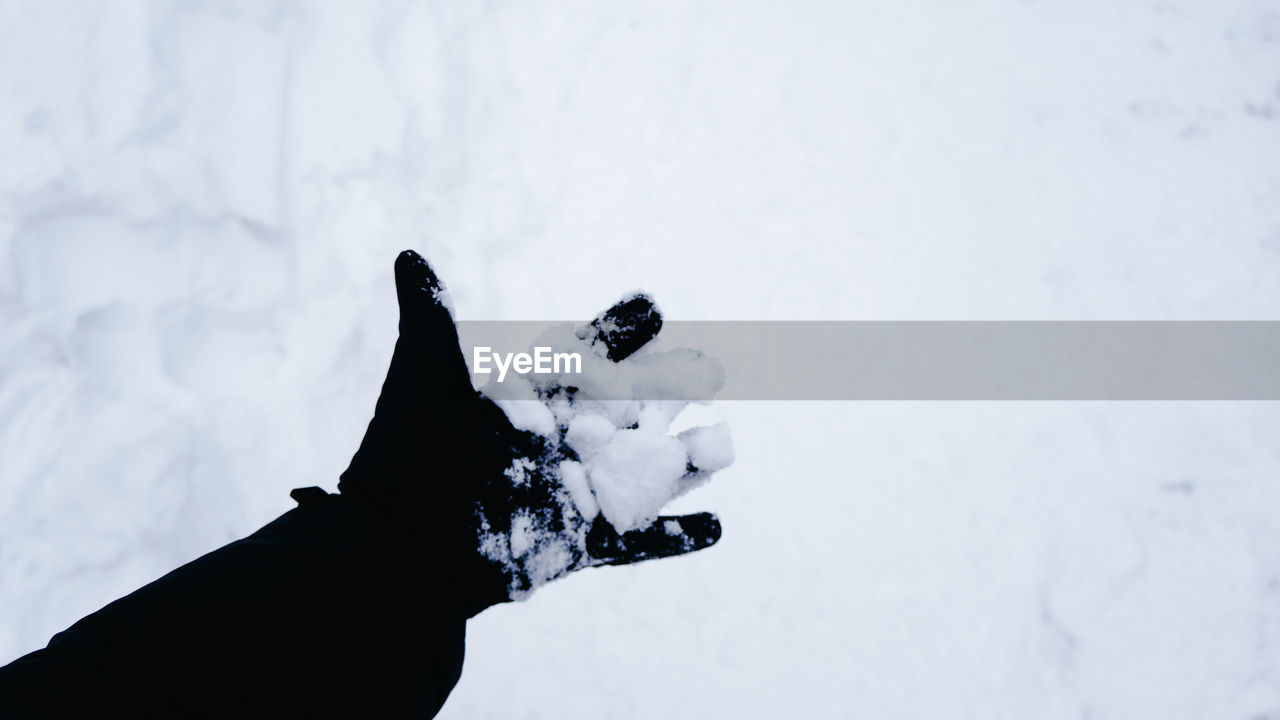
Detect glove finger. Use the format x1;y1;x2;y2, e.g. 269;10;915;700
580;293;663;362
338;251;475;502
391;250;473;399
584;512;721;567
394;248;447;321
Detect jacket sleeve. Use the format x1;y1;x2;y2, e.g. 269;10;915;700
0;490;467;719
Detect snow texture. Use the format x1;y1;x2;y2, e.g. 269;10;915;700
471;319;732;599
482;319;731;533
3;3;1280;719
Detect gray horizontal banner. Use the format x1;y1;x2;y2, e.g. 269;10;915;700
455;321;1280;400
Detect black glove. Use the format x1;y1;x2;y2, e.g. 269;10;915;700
337;250;724;617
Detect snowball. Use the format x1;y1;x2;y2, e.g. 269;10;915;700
678;422;735;473
564;413;616;462
637;400;687;431
558;459;599;519
629;348;726;401
583;399;641;430
587;429;687;532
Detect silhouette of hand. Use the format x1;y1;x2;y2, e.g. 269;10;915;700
336;251;726;617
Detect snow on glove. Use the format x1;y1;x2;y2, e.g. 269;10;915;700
337;251;730;616
472;292;734;601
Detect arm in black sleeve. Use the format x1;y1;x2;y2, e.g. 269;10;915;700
0;488;465;718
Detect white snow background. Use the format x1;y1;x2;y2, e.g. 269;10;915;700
3;2;1280;718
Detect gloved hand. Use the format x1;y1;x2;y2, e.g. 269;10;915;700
336;250;726;617
0;249;728;719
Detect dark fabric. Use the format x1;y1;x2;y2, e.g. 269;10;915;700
0;490;466;718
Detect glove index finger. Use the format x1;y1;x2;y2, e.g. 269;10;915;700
585;512;722;567
579;293;663;362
